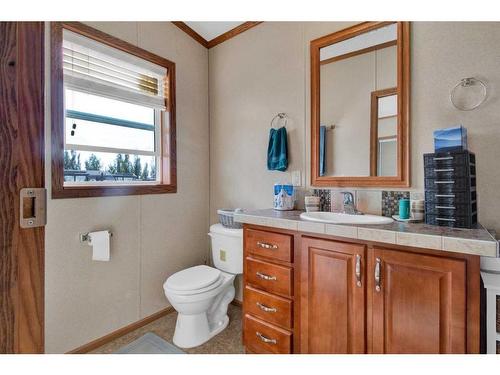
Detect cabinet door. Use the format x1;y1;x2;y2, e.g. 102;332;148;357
368;247;467;354
300;237;366;353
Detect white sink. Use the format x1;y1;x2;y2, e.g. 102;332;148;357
300;211;393;225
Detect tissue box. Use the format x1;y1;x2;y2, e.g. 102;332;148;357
273;184;295;211
433;126;468;152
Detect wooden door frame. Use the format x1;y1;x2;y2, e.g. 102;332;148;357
0;22;45;353
369;87;398;176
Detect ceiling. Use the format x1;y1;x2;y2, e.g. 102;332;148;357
184;22;245;41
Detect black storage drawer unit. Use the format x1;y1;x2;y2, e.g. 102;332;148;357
424;150;477;228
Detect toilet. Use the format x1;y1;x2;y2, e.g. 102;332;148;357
163;223;243;348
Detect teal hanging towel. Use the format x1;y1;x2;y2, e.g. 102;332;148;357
267;126;288;171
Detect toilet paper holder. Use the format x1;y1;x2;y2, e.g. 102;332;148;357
80;230;113;244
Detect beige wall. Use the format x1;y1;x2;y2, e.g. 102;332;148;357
44;22;209;353
209;22;500;235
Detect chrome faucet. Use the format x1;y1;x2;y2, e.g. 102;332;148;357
341;192;362;215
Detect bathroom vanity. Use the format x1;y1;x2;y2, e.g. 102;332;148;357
236;209;498;354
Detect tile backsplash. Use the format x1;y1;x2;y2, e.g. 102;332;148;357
381;191;410;217
312;189;331;212
310;189;421;217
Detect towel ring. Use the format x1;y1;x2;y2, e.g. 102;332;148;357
270;113;288;128
450;77;487;111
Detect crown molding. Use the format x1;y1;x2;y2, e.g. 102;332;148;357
172;21;263;49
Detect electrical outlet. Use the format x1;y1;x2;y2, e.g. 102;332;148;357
292;170;301;186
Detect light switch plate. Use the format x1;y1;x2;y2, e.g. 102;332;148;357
292;170;301;186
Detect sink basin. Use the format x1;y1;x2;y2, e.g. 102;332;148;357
300;211;393;225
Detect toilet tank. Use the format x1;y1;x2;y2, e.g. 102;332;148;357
209;223;243;274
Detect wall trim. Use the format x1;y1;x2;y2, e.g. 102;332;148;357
68;300;242;354
171;22;209;48
172;22;263;49
231;299;243;308
66;306;175;354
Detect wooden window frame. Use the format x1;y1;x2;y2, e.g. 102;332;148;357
51;22;177;199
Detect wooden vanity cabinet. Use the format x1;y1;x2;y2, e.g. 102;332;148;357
299;237;366;353
367;247;469;353
242;224;480;354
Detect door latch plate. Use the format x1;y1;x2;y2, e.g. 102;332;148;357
19;188;47;228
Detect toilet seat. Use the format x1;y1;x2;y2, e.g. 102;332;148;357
164;265;223;296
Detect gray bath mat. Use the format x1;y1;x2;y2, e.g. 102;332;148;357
115;332;185;354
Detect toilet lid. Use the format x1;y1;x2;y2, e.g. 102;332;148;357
165;265;222;292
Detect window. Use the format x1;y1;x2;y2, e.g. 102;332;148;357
51;22;176;198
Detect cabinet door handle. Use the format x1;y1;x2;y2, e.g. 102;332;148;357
256;332;277;344
374;257;381;292
355;254;362;287
257;241;278;250
256;271;277;281
256;302;277;313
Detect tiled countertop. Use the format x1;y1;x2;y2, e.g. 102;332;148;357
234;209;499;258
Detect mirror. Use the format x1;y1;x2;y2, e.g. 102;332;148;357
311;22;410;187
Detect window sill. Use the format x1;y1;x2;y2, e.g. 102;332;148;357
52;183;177;199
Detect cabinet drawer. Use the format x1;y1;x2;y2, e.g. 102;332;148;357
244;285;292;330
243;314;292;354
424;201;476;216
424;177;475;192
424;151;474;169
425;190;476;205
246;229;293;262
424;164;475;179
246;257;293;297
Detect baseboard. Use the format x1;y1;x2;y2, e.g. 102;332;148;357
231;299;242;307
67;306;175;354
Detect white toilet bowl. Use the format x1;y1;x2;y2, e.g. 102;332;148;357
163;224;243;348
164;265;236;348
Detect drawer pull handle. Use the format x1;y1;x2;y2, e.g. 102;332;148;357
436;217;456;222
257;241;278;250
433;156;454;161
434;168;454;172
435;194;455;198
434;180;455;184
256;332;277;344
355;254;362;287
435;205;456;209
256;271;277;281
374;257;381;292
256;302;277;313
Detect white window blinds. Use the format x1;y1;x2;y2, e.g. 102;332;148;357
63;29;167;110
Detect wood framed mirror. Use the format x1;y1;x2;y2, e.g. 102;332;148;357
311;22;410;187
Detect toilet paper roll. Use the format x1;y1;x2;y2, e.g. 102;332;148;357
89;230;111;261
